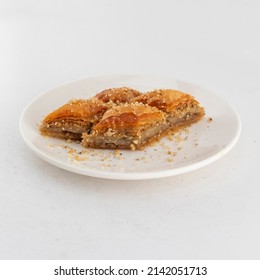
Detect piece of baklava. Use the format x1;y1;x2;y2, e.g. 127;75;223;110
95;87;141;104
133;89;205;129
39;99;109;140
82;103;167;150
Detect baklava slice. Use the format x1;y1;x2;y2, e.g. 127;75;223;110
82;103;167;150
39;99;108;140
95;87;142;104
133;89;205;130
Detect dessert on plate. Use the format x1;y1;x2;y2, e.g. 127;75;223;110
39;87;205;149
133;89;205;130
39;98;108;140
95;87;141;103
82;103;167;150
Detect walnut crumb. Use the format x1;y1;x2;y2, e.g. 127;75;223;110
68;148;76;154
74;155;87;161
130;144;136;151
167;151;177;156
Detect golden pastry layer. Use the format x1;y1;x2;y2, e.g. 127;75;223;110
39;87;205;149
39;99;108;140
95;87;141;103
133;89;205;128
82;103;167;149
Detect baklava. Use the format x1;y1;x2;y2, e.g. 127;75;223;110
82;103;167;150
133;89;205;130
39;87;205;149
39;98;108;140
95;87;142;104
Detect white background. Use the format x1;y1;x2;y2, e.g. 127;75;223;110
0;0;260;259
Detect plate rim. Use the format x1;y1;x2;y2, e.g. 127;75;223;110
19;74;242;180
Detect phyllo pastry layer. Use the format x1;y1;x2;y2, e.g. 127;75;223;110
82;103;167;150
133;89;205;128
39;99;108;140
39;87;205;149
95;87;142;104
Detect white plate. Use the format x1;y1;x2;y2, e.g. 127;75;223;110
20;75;241;180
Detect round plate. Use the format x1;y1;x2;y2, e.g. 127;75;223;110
19;75;241;180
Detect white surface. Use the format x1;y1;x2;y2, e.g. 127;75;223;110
20;75;241;180
0;0;260;259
